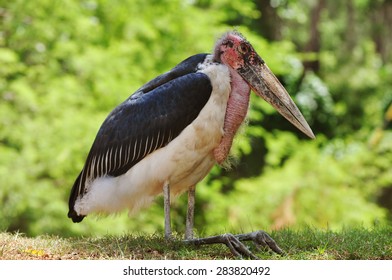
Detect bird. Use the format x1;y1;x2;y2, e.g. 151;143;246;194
68;30;315;259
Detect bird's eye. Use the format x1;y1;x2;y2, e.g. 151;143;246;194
239;43;249;53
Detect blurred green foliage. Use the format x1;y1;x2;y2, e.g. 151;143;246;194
0;0;391;237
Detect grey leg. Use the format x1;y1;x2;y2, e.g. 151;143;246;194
163;181;172;240
185;185;196;240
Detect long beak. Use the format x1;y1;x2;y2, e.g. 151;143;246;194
238;62;315;139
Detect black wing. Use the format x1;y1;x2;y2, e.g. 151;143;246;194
68;54;212;222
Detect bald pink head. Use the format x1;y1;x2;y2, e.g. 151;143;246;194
213;31;264;71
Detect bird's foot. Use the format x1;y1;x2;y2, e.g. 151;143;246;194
184;230;283;260
235;231;283;256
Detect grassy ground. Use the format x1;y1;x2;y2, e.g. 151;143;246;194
0;226;391;260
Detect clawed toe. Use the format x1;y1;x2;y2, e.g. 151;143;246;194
221;233;259;259
236;230;283;255
184;230;283;259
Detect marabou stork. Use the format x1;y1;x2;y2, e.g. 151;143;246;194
68;31;315;259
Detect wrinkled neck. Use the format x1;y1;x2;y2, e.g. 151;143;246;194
213;67;250;164
229;67;251;99
226;67;251;135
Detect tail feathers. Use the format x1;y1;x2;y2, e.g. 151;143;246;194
68;209;85;223
68;172;86;223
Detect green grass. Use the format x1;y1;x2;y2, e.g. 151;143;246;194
1;226;391;260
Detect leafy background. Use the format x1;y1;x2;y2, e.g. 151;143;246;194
1;0;391;237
